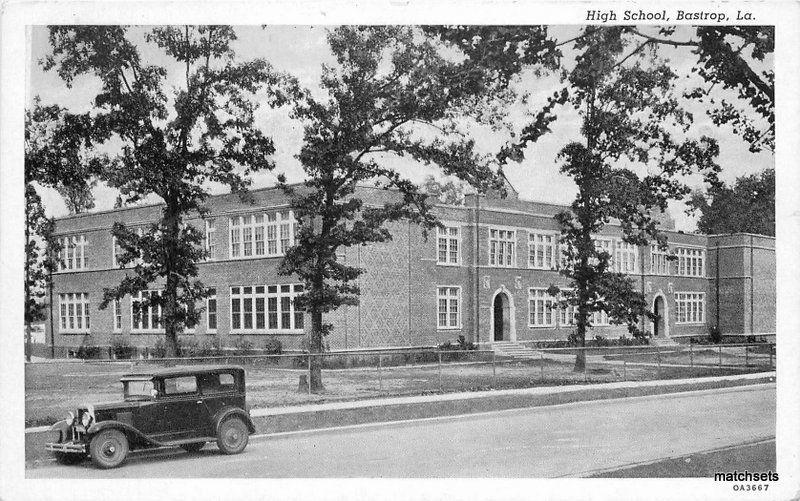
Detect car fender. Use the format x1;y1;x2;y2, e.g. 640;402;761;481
212;407;256;434
86;420;162;447
49;420;72;442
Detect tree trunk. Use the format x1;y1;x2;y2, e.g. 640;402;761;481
306;308;325;392
574;308;587;372
163;198;181;359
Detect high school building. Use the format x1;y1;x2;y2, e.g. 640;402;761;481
44;180;775;353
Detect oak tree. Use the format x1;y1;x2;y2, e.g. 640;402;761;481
42;26;294;357
689;167;774;236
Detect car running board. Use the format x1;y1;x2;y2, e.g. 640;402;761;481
155;437;217;447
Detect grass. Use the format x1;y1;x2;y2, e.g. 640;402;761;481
591;439;776;478
602;345;775;368
25;352;769;428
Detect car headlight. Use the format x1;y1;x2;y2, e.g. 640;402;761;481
81;412;91;427
65;411;74;424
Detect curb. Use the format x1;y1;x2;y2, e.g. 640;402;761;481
25;371;775;464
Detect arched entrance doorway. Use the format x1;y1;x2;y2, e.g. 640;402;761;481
490;288;515;342
652;294;669;338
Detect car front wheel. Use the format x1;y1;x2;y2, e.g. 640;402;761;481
89;429;129;469
216;417;248;455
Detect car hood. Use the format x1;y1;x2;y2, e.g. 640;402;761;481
83;401;148;412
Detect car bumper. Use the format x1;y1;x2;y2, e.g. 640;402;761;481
45;442;87;454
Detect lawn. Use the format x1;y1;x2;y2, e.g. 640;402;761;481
25;351;768;428
601;345;775;368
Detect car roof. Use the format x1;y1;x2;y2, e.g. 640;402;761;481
120;365;245;380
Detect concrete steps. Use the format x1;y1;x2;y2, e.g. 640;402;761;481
491;341;541;359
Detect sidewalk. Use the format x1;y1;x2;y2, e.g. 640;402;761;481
25;370;775;464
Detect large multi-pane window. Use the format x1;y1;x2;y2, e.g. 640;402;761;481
204;219;217;260
437;225;460;265
528;288;556;327
58;235;88;271
614;241;638;274
113;299;122;333
675;292;705;324
488;228;515;267
650;245;671;275
229;210;296;259
206;288;217;332
528;232;558;270
590;309;610;326
58;293;90;333
131;290;163;332
437;286;461;329
676;247;705;277
230;284;304;332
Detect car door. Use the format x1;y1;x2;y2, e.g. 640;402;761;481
198;372;238;433
160;375;209;440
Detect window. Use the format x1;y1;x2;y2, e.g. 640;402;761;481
437;225;460;265
593;237;614;268
200;373;236;394
528;232;558;270
131;290;162;332
675;292;705;324
558;303;577;327
163;376;197;395
229;210;296;259
230;284;304;332
528;288;556;327
58;293;90;333
676;247;705;277
204;219;217;260
113;299;122;333
591;309;610;326
489;228;515;267
614;241;638;274
437;286;461;329
206;289;217;332
650;245;670;275
58;235;88;271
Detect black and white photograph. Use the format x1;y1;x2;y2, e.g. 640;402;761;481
1;2;798;500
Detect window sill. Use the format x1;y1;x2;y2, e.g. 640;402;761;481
436;262;461;267
58;331;91;335
528;325;556;329
230;330;304;335
436;326;463;331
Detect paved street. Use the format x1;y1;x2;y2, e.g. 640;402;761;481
27;384;775;478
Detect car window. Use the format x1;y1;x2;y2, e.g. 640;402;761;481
200;373;236;394
163;376;198;395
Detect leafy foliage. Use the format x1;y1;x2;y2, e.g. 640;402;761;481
41;26;294;357
279;26;542;390
689;168;774;236
421;175;465;205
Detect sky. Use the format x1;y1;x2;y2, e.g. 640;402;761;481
26;25;774;231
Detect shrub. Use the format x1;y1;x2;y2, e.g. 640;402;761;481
76;344;103;359
152;338;168;359
263;336;283;355
708;325;722;344
179;337;200;357
231;336;253;355
198;337;223;357
111;337;136;359
592;335;610;347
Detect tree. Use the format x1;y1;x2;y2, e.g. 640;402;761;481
42;26;294;357
578;27;773;153
278;26;548;391
422;175;465;206
24;99;95;360
689;168;774;236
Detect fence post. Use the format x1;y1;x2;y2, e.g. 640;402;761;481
438;351;442;392
583;349;588;383
718;345;722;369
540;352;544;381
623;360;627;382
689;343;694;367
491;351;496;388
307;353;312;394
745;345;749;367
656;345;661;378
378;354;383;392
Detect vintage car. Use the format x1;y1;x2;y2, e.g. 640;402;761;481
45;365;256;469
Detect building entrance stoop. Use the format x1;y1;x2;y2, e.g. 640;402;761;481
491;341;541;359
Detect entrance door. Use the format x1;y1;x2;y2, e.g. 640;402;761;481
494;293;507;341
653;296;665;337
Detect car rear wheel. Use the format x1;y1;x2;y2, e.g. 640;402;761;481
89;429;129;469
216;417;248;455
54;451;86;465
180;442;205;453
